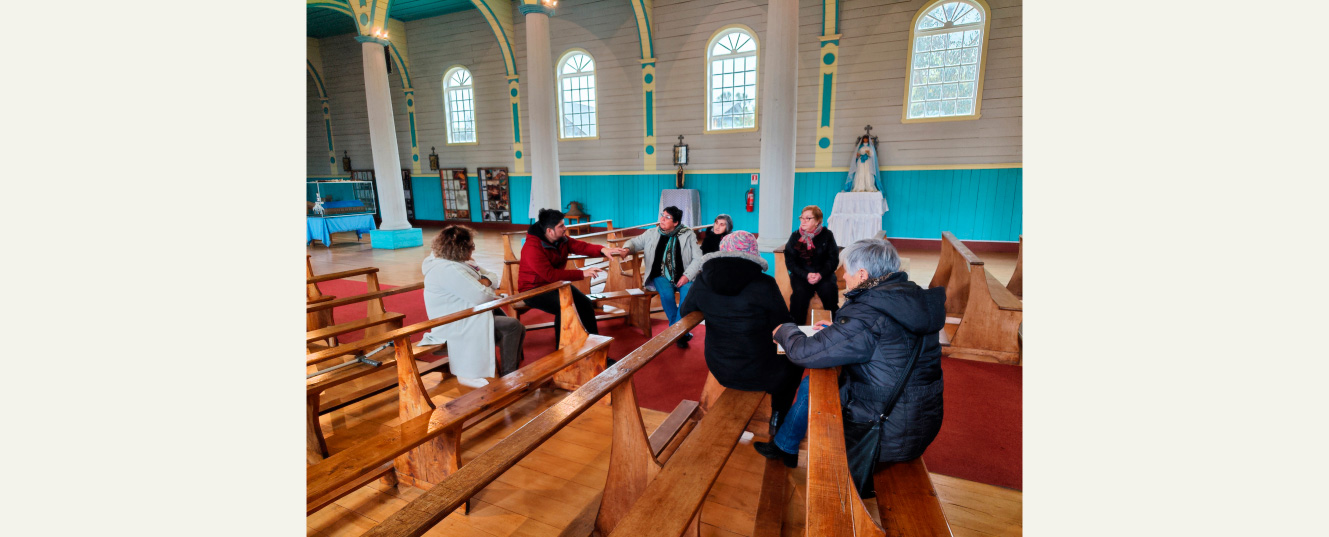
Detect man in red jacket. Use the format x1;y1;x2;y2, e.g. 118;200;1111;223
520;208;628;342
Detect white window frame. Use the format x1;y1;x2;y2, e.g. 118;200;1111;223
902;0;992;123
556;49;598;140
704;25;760;134
443;66;477;145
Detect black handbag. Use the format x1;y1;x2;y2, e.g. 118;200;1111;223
841;333;926;499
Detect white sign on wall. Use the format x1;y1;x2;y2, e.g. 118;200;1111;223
750;173;759;185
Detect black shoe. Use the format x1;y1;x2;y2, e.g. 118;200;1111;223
753;441;798;468
768;411;783;437
676;332;693;348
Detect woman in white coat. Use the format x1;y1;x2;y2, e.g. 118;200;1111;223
419;226;526;388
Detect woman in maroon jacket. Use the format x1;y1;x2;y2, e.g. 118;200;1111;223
519;208;628;342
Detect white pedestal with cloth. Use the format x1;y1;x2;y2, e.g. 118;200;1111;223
827;191;887;245
659;189;702;227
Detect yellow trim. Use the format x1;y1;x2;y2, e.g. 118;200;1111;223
555;48;600;141
503;163;1021;176
703;24;760;135
900;0;992;124
814;39;840;168
441;64;479;146
819;34;842;42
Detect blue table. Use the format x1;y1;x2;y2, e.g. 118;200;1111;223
307;214;376;246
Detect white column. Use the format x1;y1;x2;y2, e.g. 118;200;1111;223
359;39;411;231
756;0;799;252
522;7;562;219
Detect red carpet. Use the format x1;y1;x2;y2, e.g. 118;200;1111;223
923;357;1023;490
314;280;1020;489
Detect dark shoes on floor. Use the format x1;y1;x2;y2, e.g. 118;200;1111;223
676;332;694;348
753;441;798;468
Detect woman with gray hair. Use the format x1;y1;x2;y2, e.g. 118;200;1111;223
699;214;734;254
754;238;947;487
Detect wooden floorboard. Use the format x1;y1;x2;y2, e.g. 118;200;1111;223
307;228;1021;537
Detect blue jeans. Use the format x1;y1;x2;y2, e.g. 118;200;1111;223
773;377;811;454
651;275;692;326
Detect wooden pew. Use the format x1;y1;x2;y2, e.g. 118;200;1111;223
306;266;409;353
305;282;613;513
927;231;984;318
350;312;769;537
804;366;953;537
943;263;1023;365
1006;234;1022;299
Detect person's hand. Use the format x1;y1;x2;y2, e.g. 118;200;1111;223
813;320;832;330
807;273;821;284
478;276;493;287
772;326;782;338
602;247;628;257
582;267;604;278
677;276;690;286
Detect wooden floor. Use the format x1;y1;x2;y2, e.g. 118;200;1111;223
307;226;1022;537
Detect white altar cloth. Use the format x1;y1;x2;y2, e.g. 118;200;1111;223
659;189;702;227
828;191;887;245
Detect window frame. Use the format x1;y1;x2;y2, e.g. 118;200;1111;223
901;0;992;124
442;65;478;145
555;48;600;141
703;24;761;134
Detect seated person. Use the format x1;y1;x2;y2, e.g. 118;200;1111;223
420;226;526;388
621;206;704;347
755;239;946;474
784;205;841;324
681;231;803;432
699;214;734;255
519;208;628;342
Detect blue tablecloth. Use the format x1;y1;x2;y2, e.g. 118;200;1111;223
307;215;376;246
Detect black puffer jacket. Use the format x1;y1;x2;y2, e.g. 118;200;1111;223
784;229;839;280
774;271;946;462
680;252;801;392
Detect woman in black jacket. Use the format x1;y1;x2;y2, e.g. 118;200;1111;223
755;238;946;473
784;205;840;324
699;214;733;255
680;231;804;431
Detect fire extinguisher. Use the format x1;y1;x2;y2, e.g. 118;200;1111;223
746;188;755;212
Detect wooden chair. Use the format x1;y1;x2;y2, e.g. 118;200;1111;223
803;366;954;537
346;312;770;537
305;282;613;514
1006;235;1022;299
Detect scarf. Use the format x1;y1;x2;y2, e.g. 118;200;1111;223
659;224;688;282
798;225;822;250
849;273;893;294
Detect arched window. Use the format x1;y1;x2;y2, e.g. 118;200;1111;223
903;0;990;122
557;50;597;139
443;67;476;144
706;27;758;132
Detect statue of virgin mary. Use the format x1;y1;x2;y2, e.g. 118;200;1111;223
843;135;884;194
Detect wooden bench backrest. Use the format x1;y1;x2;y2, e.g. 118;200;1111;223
928;231;983;317
355;312;705;537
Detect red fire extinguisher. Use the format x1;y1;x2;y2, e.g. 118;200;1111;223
746;188;755;212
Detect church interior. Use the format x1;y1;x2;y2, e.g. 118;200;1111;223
305;0;1022;535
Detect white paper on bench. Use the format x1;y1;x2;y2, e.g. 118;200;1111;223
775;326;819;354
627;288;645;296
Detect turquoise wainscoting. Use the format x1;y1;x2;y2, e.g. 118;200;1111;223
410;175;446;221
467;175;483;223
509;175;532;225
792;168;1022;242
473;167;1018;243
511;173;763;231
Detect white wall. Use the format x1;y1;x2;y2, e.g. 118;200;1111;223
306;0;1021;175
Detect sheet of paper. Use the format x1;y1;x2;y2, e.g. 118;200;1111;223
776;325;818;354
627;288;645;296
